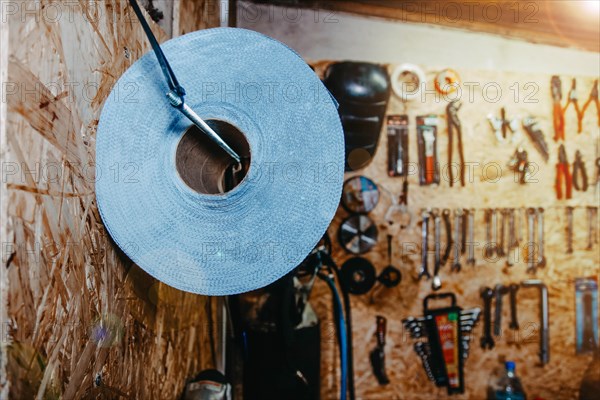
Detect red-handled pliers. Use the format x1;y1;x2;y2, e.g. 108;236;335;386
555;144;572;200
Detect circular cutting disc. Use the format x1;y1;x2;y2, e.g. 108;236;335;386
341;176;380;214
338;214;378;254
341;257;376;295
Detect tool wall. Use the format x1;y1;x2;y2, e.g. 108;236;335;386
311;61;599;400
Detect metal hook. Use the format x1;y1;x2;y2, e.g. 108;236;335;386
128;0;241;163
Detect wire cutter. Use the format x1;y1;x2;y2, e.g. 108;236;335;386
563;78;584;133
551;76;565;141
555;144;572;200
582;79;600;128
573;150;588;192
446;101;465;187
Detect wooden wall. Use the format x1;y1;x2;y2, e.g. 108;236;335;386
2;1;219;398
310;61;600;399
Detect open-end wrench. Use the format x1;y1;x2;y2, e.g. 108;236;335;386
414;342;435;382
566;206;574;254
536;208;546;268
452;208;463;272
516;207;524;246
432;209;442;290
466;208;476;266
480;287;495;349
492;209;499;256
521;280;549;365
506;208;516;267
460;308;481;322
497;209;507;257
586;206;598;250
441;209;452;266
493;284;509;336
508;283;520;330
461;209;467;255
527;207;537;274
418;210;432;280
484;209;493;258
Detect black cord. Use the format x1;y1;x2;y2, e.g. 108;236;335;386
128;0;186;99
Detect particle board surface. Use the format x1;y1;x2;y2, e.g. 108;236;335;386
2;1;219;398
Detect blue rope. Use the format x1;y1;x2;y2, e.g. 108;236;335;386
321;274;347;400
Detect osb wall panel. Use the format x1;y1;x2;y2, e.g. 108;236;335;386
3;1;218;398
176;0;221;36
310;61;599;399
1;4;9;397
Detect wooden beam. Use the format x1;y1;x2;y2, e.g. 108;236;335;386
248;0;600;52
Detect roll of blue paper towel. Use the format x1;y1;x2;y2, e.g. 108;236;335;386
95;28;344;295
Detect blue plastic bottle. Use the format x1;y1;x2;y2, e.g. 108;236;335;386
489;361;527;400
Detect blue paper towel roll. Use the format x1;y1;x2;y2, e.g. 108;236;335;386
96;28;344;295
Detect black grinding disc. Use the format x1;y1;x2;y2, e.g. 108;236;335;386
340;257;377;295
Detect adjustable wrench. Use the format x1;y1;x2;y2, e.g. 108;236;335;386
508;283;520;330
418;210;432;280
493;284;509;337
452;208;462;272
521;280;549;365
466;208;476;266
536;208;546;268
566;206;574;254
586;206;598;250
480;287;495;349
432;209;442;291
526;207;537;274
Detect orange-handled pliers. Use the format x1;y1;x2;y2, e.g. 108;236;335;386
581;79;600;128
555;144;572;200
551;76;565;141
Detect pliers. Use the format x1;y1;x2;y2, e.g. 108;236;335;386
563;78;583;133
581;79;600;128
446;101;465;187
555;144;573;200
573;150;588;192
551;76;565;141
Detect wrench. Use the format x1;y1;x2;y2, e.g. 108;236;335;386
418;210;432;280
466;208;476;266
484;209;495;259
521;280;549;365
527;207;537;274
452;208;463;272
432;209;442;290
536;208;546;268
508;283;520;330
506;208;516;267
497;209;507;257
491;209;499;257
566;206;574;254
414;342;435;382
441;209;452;266
493;284;508;337
480;287;495;349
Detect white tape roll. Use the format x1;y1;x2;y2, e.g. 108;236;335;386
391;63;426;101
